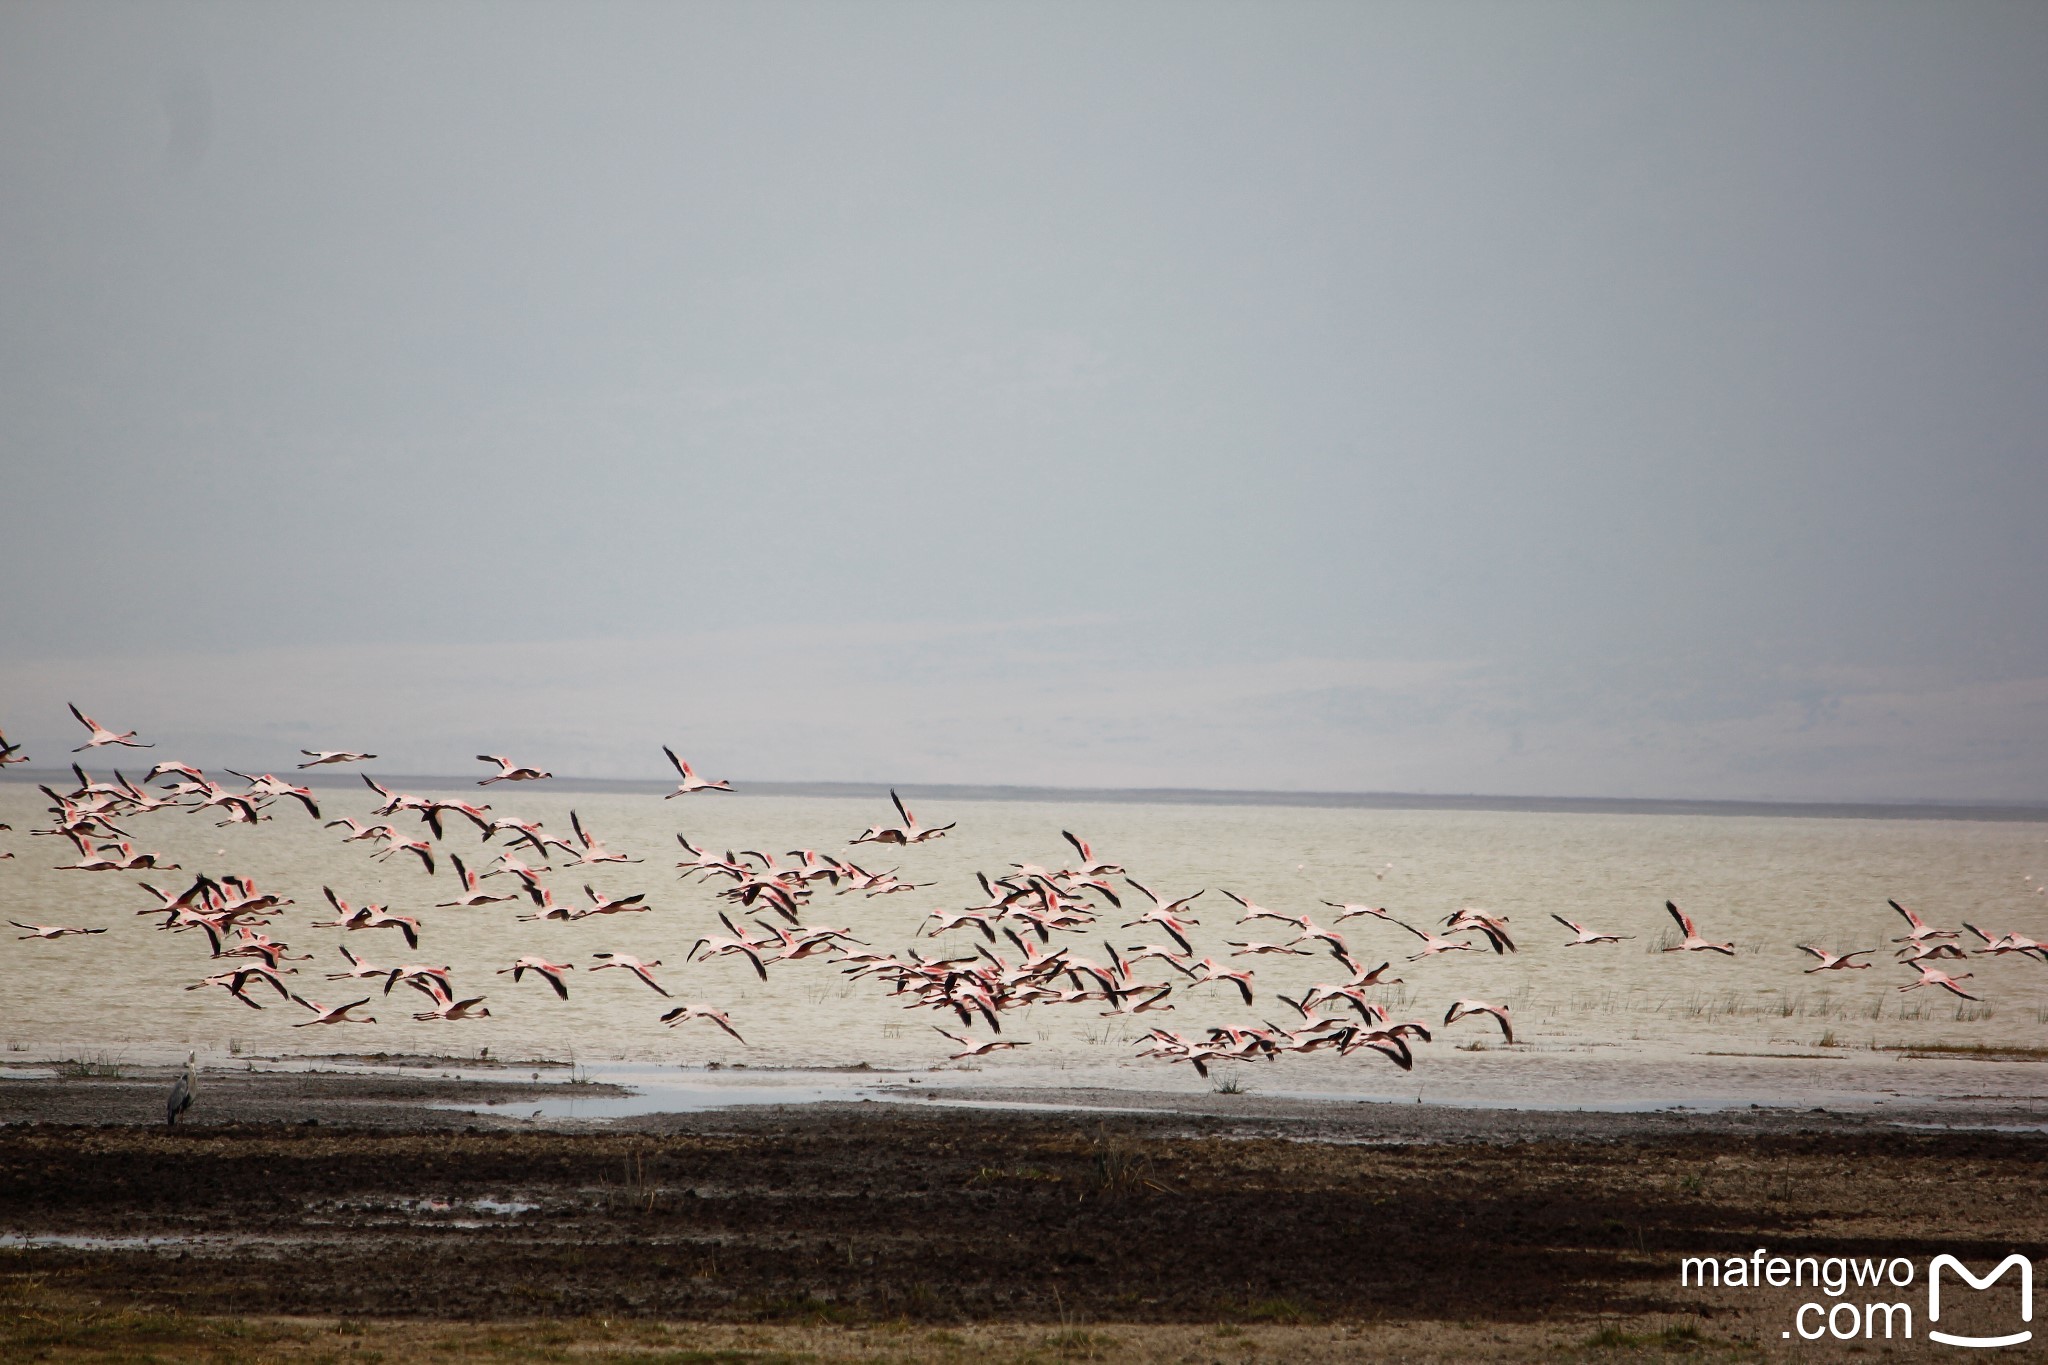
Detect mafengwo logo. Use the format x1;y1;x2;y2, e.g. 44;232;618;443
1680;1249;2033;1346
1928;1257;2034;1350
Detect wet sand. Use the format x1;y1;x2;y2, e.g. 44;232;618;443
3;1064;2045;1359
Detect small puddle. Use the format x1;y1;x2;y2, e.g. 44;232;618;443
873;1095;1166;1116
469;1198;538;1215
0;1233;227;1251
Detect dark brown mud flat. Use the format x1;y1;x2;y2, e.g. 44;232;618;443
3;1106;2043;1330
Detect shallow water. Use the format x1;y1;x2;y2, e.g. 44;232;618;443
3;781;2045;1107
435;1062;883;1119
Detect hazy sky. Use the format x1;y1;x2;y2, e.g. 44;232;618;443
3;1;2044;800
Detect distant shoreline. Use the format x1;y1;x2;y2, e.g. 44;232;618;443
6;767;2044;823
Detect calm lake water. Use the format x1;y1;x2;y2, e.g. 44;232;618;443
3;780;2045;1106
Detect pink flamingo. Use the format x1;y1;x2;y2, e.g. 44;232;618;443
68;703;152;752
1444;999;1514;1044
934;1026;1027;1060
562;810;639;866
1898;962;1978;999
414;799;494;841
289;994;377;1026
1662;902;1735;955
659;1004;745;1042
1391;919;1478;961
408;982;491;1021
1120;879;1204;953
326;947;389;982
516;888;576;922
297;749;376;768
224;771;321;819
370;837;436;875
1896;939;1966;963
476;754;551;785
1221;889;1288;923
10;920;107;939
499;956;575;999
1888;899;1960;945
686;915;773;979
1185;958;1256;1006
100;842;179;871
381;963;455;999
1324;901;1391;923
922;909;1001;942
1443;908;1516;953
573;885;649;918
851;790;955;846
1551;914;1632;946
1228;939;1311;957
662;747;733;796
1798;945;1874;972
1963;923;2048;961
1061;830;1123;878
53;836;125;872
316;887;422;950
590;953;670;995
187;964;292;1009
436;855;518;908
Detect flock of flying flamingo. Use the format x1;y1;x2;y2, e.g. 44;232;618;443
2;706;2043;1090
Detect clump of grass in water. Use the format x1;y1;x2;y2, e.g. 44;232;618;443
1086;1127;1173;1199
1091;1144;1147;1197
563;1047;596;1085
1211;1075;1247;1094
598;1147;661;1213
1816;1029;1840;1048
55;1052;124;1079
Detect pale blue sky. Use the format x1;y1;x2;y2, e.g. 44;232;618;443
3;2;2044;799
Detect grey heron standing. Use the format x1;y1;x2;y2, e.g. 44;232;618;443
166;1052;197;1127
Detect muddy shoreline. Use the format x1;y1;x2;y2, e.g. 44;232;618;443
2;1065;2044;1349
5;1057;2046;1139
